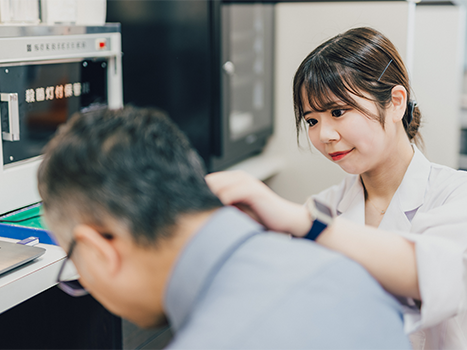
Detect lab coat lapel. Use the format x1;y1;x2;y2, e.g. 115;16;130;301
378;146;431;232
378;195;412;231
336;175;365;225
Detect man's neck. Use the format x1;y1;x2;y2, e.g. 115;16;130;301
145;208;221;315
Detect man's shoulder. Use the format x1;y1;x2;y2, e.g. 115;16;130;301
167;234;410;349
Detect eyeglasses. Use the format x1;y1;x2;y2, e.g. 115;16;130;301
56;239;89;297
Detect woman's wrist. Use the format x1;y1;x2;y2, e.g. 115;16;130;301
287;204;313;237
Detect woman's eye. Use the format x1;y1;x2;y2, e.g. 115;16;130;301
331;109;346;118
305;118;318;127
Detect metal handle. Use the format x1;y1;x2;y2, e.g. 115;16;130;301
223;61;235;76
1;93;20;142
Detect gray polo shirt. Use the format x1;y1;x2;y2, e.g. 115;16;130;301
164;207;410;349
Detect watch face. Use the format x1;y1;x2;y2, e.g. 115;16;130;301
314;199;333;217
303;198;333;241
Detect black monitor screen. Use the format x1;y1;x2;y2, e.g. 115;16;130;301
0;59;107;165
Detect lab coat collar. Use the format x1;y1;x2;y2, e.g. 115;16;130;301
336;175;365;225
378;145;430;231
335;145;430;228
394;145;431;213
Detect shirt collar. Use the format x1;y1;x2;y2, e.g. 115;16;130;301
163;206;263;333
395;144;431;213
336;145;431;218
336;175;365;224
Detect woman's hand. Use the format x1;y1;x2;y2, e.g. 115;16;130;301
207;171;421;299
205;170;311;236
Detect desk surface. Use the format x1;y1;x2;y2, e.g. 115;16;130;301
0;237;78;314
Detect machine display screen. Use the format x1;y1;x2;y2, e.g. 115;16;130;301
0;59;107;165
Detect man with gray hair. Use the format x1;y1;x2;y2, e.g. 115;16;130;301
38;106;410;349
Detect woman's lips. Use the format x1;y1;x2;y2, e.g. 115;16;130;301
329;149;354;161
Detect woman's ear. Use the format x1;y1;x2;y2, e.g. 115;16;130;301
390;85;408;123
73;224;121;277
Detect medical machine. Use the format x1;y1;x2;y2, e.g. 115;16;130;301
0;25;123;215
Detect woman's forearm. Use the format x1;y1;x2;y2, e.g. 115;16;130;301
206;171;420;299
317;217;420;299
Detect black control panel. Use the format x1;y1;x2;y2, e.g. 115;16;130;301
0;59;107;165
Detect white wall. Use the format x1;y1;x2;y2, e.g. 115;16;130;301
412;5;465;168
264;1;414;204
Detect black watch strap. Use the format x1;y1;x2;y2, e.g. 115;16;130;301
302;198;334;241
303;219;328;241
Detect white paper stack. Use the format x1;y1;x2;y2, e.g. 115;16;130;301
41;0;106;25
0;0;40;24
41;0;77;24
76;0;106;25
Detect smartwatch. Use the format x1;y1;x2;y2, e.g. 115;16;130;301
303;198;334;241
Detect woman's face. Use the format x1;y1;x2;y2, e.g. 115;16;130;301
302;89;399;175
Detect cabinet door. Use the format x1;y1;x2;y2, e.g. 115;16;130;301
106;1;215;168
211;3;275;171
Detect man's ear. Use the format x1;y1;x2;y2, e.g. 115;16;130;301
390;85;407;123
73;224;121;277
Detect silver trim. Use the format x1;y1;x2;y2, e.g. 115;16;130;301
0;93;20;142
0;57;103;68
0;24;120;38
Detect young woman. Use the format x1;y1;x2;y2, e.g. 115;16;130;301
206;27;467;350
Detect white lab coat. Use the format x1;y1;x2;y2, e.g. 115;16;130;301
313;146;467;350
